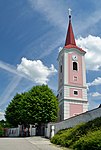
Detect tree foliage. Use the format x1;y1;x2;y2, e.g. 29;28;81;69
0;124;4;136
5;85;58;126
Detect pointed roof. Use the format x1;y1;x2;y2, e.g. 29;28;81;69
65;14;76;46
64;9;86;53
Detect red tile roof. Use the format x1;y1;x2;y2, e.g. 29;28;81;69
65;19;76;46
64;15;86;53
64;44;86;53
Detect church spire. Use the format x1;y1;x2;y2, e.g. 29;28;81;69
65;9;76;46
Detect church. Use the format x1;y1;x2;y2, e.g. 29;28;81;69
58;10;88;121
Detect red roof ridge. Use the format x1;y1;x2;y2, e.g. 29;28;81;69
64;44;86;53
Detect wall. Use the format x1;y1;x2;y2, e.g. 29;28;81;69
45;107;101;138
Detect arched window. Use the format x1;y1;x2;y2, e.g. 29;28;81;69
73;62;78;71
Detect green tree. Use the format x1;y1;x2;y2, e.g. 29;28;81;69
5;85;58;127
5;93;25;127
0;120;12;128
0;124;4;136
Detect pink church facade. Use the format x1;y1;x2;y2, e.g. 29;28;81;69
58;12;88;121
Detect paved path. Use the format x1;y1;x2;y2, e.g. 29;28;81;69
0;137;69;150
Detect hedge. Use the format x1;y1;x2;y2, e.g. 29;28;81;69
73;130;101;150
51;117;101;150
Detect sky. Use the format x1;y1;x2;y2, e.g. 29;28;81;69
0;0;101;120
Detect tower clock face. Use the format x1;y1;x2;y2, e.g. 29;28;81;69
72;55;78;61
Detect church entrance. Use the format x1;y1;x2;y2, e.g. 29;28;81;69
36;124;45;136
19;124;30;137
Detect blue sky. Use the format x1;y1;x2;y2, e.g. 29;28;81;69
0;0;101;120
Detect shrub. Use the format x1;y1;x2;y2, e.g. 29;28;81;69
51;117;101;149
69;117;101;144
51;128;73;146
73;130;101;150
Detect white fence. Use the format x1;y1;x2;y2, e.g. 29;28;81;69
7;128;19;137
5;125;36;137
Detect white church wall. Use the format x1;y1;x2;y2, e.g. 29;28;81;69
83;103;88;112
64;101;70;119
64;86;69;98
45;107;101;138
64;52;68;84
82;88;87;101
82;55;87;86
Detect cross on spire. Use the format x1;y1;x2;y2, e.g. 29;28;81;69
65;9;76;46
68;8;72;16
68;8;72;21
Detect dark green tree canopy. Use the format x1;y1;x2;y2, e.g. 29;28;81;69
5;85;58;127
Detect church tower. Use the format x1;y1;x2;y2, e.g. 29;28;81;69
58;9;88;121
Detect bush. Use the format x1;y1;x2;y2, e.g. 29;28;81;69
50;117;101;149
51;123;87;147
51;128;73;146
73;130;101;150
69;117;101;145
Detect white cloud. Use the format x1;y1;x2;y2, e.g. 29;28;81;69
88;92;101;110
88;77;101;87
0;60;25;78
0;112;5;116
92;92;101;97
28;0;101;36
58;47;63;52
0;58;57;107
39;36;64;59
0;76;22;108
76;35;101;70
76;8;101;35
88;98;99;110
0;112;5;120
28;0;66;29
0;61;23;109
0;59;28;80
0;60;18;75
17;57;57;84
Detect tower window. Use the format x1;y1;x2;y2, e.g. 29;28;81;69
60;78;62;83
73;62;78;71
60;65;62;72
60;92;62;97
73;76;77;81
74;90;78;95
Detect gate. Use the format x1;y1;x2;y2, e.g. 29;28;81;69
36;124;45;136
